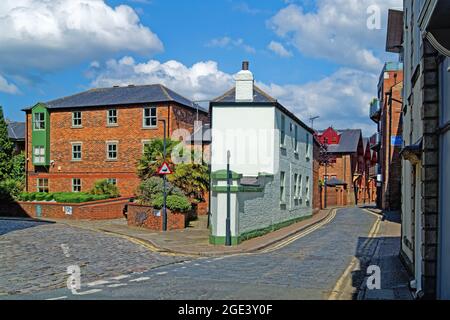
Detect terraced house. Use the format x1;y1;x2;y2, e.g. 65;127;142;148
23;85;209;196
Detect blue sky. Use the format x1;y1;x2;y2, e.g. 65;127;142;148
0;0;403;134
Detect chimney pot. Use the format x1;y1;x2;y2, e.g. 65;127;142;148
242;61;249;71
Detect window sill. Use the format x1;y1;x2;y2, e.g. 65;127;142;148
142;127;158;130
106;159;118;162
71;126;83;129
107;124;119;128
71;160;82;162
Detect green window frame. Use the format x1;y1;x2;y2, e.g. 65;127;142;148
33;112;45;131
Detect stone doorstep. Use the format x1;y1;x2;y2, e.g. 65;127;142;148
71;207;339;257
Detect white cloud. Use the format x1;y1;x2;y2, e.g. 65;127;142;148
268;0;403;71
0;74;19;94
206;37;256;54
0;0;163;73
267;41;293;58
90;57;377;135
258;68;377;135
91;57;234;101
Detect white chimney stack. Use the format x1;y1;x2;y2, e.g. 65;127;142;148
235;61;254;102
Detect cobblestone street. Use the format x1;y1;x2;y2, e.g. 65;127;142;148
1;207;412;300
0;219;188;296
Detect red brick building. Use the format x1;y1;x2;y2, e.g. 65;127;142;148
316;127;365;207
23;84;209;197
369;62;403;211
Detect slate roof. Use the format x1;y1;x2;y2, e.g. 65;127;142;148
212;85;277;103
324;129;362;154
24;84;207;113
211;85;314;134
7;122;25;141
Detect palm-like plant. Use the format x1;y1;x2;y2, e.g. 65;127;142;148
168;163;209;201
137;139;180;180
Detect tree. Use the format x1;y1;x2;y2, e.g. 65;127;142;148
137;138;210;202
137;138;181;180
0;106;14;181
168;163;209;201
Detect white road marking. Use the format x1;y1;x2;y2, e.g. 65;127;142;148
108;283;128;288
87;280;110;287
110;275;130;281
46;296;67;300
130;277;150;282
156;272;168;275
73;289;102;295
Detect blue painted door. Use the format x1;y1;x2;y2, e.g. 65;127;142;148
36;205;42;218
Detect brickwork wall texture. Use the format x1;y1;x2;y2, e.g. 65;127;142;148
25;103;209;198
127;203;187;231
0;198;129;220
380;70;404;211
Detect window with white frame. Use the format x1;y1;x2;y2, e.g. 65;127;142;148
280;171;286;203
34;146;45;164
72;112;82;127
143;107;157;128
306;176;310;200
72;178;81;192
107;109;118;126
106;142;118;160
72;143;82;161
299;175;303;200
280;115;286;146
293;173;298;200
37;178;49;193
107;178;117;186
306;133;310;156
294;125;299;152
142;140;151;154
33;113;45;130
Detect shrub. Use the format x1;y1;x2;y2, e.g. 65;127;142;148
152;195;192;213
90;179;120;198
45;193;54;201
18;192;29;202
136;176;184;205
34;193;48;201
0;179;24;201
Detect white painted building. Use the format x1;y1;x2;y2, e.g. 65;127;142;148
209;62;314;245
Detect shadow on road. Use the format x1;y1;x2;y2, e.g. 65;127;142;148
0;219;54;236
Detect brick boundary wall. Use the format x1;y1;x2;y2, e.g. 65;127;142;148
0;197;130;220
127;203;188;231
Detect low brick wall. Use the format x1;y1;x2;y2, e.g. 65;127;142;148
127;203;188;231
0;198;130;220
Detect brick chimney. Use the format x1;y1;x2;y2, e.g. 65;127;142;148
235;61;254;102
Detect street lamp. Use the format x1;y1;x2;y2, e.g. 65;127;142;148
159;119;168;232
226;150;232;246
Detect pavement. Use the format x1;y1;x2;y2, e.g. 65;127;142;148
40;209;334;256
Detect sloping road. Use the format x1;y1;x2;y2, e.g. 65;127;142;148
4;207;381;300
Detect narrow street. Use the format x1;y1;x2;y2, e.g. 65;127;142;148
1;207;408;300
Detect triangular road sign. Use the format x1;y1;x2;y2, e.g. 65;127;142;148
157;161;173;175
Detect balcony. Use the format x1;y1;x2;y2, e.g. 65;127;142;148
369;99;381;123
370;132;381;151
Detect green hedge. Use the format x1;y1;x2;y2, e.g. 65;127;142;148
17;192;111;204
152;195;192;213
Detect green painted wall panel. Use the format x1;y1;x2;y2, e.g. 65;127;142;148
31;103;50;166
